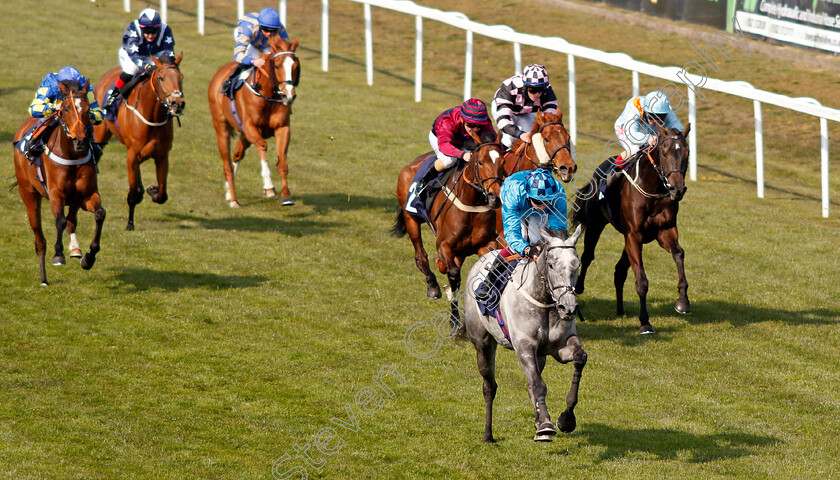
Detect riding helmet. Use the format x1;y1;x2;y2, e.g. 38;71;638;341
138;8;162;28
522;64;549;87
258;8;282;29
56;66;83;84
525;169;562;202
643;91;671;116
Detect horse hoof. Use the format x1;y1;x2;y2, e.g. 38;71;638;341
52;256;66;266
281;197;295;206
40;282;49;287
537;422;557;436
69;248;83;258
80;254;95;270
558;411;577;433
126;223;135;231
675;300;691;314
264;188;277;198
229;201;241;208
639;324;656;335
146;185;159;198
533;434;553;442
482;436;496;444
427;285;442;300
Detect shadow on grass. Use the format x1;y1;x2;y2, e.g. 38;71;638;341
110;267;268;292
565;422;779;463
296;192;395;213
162;213;344;236
698;164;840;207
578;296;839;344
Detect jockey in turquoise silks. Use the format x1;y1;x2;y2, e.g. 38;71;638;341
475;168;567;301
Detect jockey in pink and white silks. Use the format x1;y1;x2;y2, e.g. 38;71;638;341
104;8;176;107
614;90;683;167
492;64;559;149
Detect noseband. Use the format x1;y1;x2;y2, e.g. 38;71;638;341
542;244;577;308
647;134;688;193
249;51;298;104
57;92;89;141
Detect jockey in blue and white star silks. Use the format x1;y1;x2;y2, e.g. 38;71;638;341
105;8;175;107
614;90;683;167
474;168;567;301
491;64;559;149
221;8;291;97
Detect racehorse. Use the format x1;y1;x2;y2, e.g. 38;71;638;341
463;225;586;443
93;54;185;230
392;130;506;330
572;124;692;334
496;111;576;237
12;80;106;286
207;36;300;207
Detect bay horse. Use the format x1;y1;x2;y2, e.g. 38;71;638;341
207;36;300;207
93;54;185;230
463;225;585;443
495;111;576;237
572;124;691;334
12;80;106;286
392;131;506;330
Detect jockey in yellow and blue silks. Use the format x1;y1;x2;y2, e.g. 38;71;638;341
104;8;176;107
23;66;104;160
221;8;290;97
475;169;567;300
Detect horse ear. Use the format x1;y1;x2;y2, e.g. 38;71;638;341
495;129;502;145
556;110;563;123
569;223;583;246
291;38;299;52
683;123;691;137
82;80;90;94
175;52;183;66
57;82;69;98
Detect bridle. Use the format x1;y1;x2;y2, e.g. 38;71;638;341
649;134;688;191
56;92;89;142
623;134;688;199
247;50;299;105
528;120;573;172
150;65;184;117
541;244;577;308
467;140;505;201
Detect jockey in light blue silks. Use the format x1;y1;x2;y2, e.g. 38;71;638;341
221;8;291;97
103;8;176;108
475;168;567;300
606;90;684;188
21;66;104;160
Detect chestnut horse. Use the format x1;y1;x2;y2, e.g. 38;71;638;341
208;36;300;207
12;80;106;286
392;131;506;329
572;125;692;334
93;54;185;230
495;111;576;237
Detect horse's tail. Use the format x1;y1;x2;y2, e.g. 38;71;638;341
570;179;595;228
390;207;407;238
8;180;18;192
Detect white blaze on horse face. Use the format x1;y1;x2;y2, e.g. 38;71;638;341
675;144;680;150
488;150;500;164
282;56;295;97
532;133;550;165
74;98;82;111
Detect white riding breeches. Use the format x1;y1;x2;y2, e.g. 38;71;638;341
491;99;535;148
429;130;459;169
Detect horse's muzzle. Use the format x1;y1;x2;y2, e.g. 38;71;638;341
556;300;578;321
669;185;687;202
171;100;186;116
487;193;501;209
557;166;576;183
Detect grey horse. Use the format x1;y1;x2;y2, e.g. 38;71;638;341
463;225;586;443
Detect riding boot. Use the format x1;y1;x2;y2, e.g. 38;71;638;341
416;166;441;194
102;87;122;110
475;255;509;302
221;64;245;98
23;131;44;161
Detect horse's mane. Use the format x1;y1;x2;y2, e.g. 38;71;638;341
544;227;570;241
58;80;84;94
269;34;293;52
462;130;497;151
529;111;564;134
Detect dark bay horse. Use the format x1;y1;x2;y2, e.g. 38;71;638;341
572;124;692;334
495;111;576;237
12;80;106;286
463;226;585;443
93;54;185;230
208;36;300;207
392;131;506;328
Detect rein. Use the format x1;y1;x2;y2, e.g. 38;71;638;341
244;51;298;104
519;120;572;172
125;66;182;127
621;135;687;199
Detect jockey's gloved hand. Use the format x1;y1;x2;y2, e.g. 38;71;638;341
522;245;539;259
143;63;155;75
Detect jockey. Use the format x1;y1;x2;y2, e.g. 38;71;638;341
475;168;567;301
491;64;559;149
104;8;176;108
221;8;291;97
23;66;104;159
413;98;496;193
606;90;683;188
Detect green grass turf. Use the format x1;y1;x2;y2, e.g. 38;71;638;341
0;0;838;478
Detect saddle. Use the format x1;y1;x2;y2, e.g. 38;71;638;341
14;116;58;161
405;156;463;229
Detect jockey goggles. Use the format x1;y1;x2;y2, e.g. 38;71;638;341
140;26;159;35
464;122;483;129
526;86;546;95
261;27;278;34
